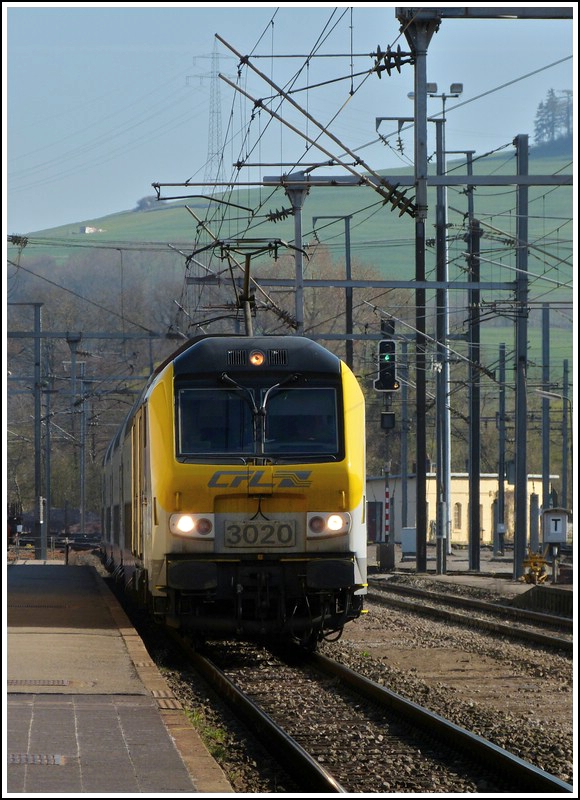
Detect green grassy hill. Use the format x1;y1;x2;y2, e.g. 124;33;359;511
11;151;572;278
8;151;573;374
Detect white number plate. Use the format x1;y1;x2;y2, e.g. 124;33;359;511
224;520;296;548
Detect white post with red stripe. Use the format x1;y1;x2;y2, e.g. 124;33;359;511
384;483;390;543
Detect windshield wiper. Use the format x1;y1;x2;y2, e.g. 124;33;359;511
220;372;301;456
219;372;258;414
260;373;301;414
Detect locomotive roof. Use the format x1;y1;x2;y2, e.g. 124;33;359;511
103;335;342;463
173;334;341;377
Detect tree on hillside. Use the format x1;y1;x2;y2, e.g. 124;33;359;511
534;88;572;145
134;195;163;212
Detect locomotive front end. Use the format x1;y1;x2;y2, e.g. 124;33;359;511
145;336;367;647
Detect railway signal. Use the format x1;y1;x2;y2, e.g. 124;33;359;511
374;340;399;391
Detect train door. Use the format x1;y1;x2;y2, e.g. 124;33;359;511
132;410;144;559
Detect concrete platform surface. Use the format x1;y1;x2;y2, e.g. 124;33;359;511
5;562;234;796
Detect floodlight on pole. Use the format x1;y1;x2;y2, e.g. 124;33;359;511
407;83;463;567
429;83;463;118
536;389;571;405
408;84;464;120
407;82;438;99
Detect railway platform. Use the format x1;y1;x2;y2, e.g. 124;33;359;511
4;560;234;796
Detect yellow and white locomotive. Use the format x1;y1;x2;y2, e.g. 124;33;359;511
102;334;367;647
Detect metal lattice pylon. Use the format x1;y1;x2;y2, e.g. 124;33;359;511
203;41;225;186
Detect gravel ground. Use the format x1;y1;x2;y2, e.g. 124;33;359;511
74;551;575;792
319;594;574;783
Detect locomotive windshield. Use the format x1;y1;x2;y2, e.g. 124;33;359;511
178;389;253;454
264;388;338;454
177;386;339;462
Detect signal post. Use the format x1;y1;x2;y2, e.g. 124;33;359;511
374;332;399;572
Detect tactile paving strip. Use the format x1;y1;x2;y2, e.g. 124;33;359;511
9;754;66;765
8;680;70;686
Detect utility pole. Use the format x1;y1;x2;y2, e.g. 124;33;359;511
63;341;87;538
561;361;570;510
406;86;462;571
536;375;572;513
496;343;507;555
513;134;529;580
8;303;45;558
241;254;254;336
400;340;410;530
448;150;476;560
467;218;482;571
33;305;44;559
541;304;551;513
402;14;439;573
284;174;309;336
312;214;353;367
66;334;82;535
434;112;450;575
79;361;87;537
43;344;57;552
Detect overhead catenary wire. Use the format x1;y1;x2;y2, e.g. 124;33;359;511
9;12;572;400
214;33;417;217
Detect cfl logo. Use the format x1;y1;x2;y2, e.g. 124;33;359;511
208;470;312;489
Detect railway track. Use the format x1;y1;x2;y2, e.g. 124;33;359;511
171;634;572;794
367;579;573;652
101;557;572;792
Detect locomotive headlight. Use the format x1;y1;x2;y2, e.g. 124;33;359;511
307;512;350;536
327;514;344;531
175;515;195;533
249;350;265;366
170;513;214;538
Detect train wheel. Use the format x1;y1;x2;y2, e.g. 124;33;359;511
180;631;207;652
133;570;148;608
299;629;321;653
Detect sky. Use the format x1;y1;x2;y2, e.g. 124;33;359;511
3;2;576;235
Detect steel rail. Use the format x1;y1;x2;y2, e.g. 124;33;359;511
368;578;573;628
312;652;573;794
170;632;346;793
367;586;573;651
